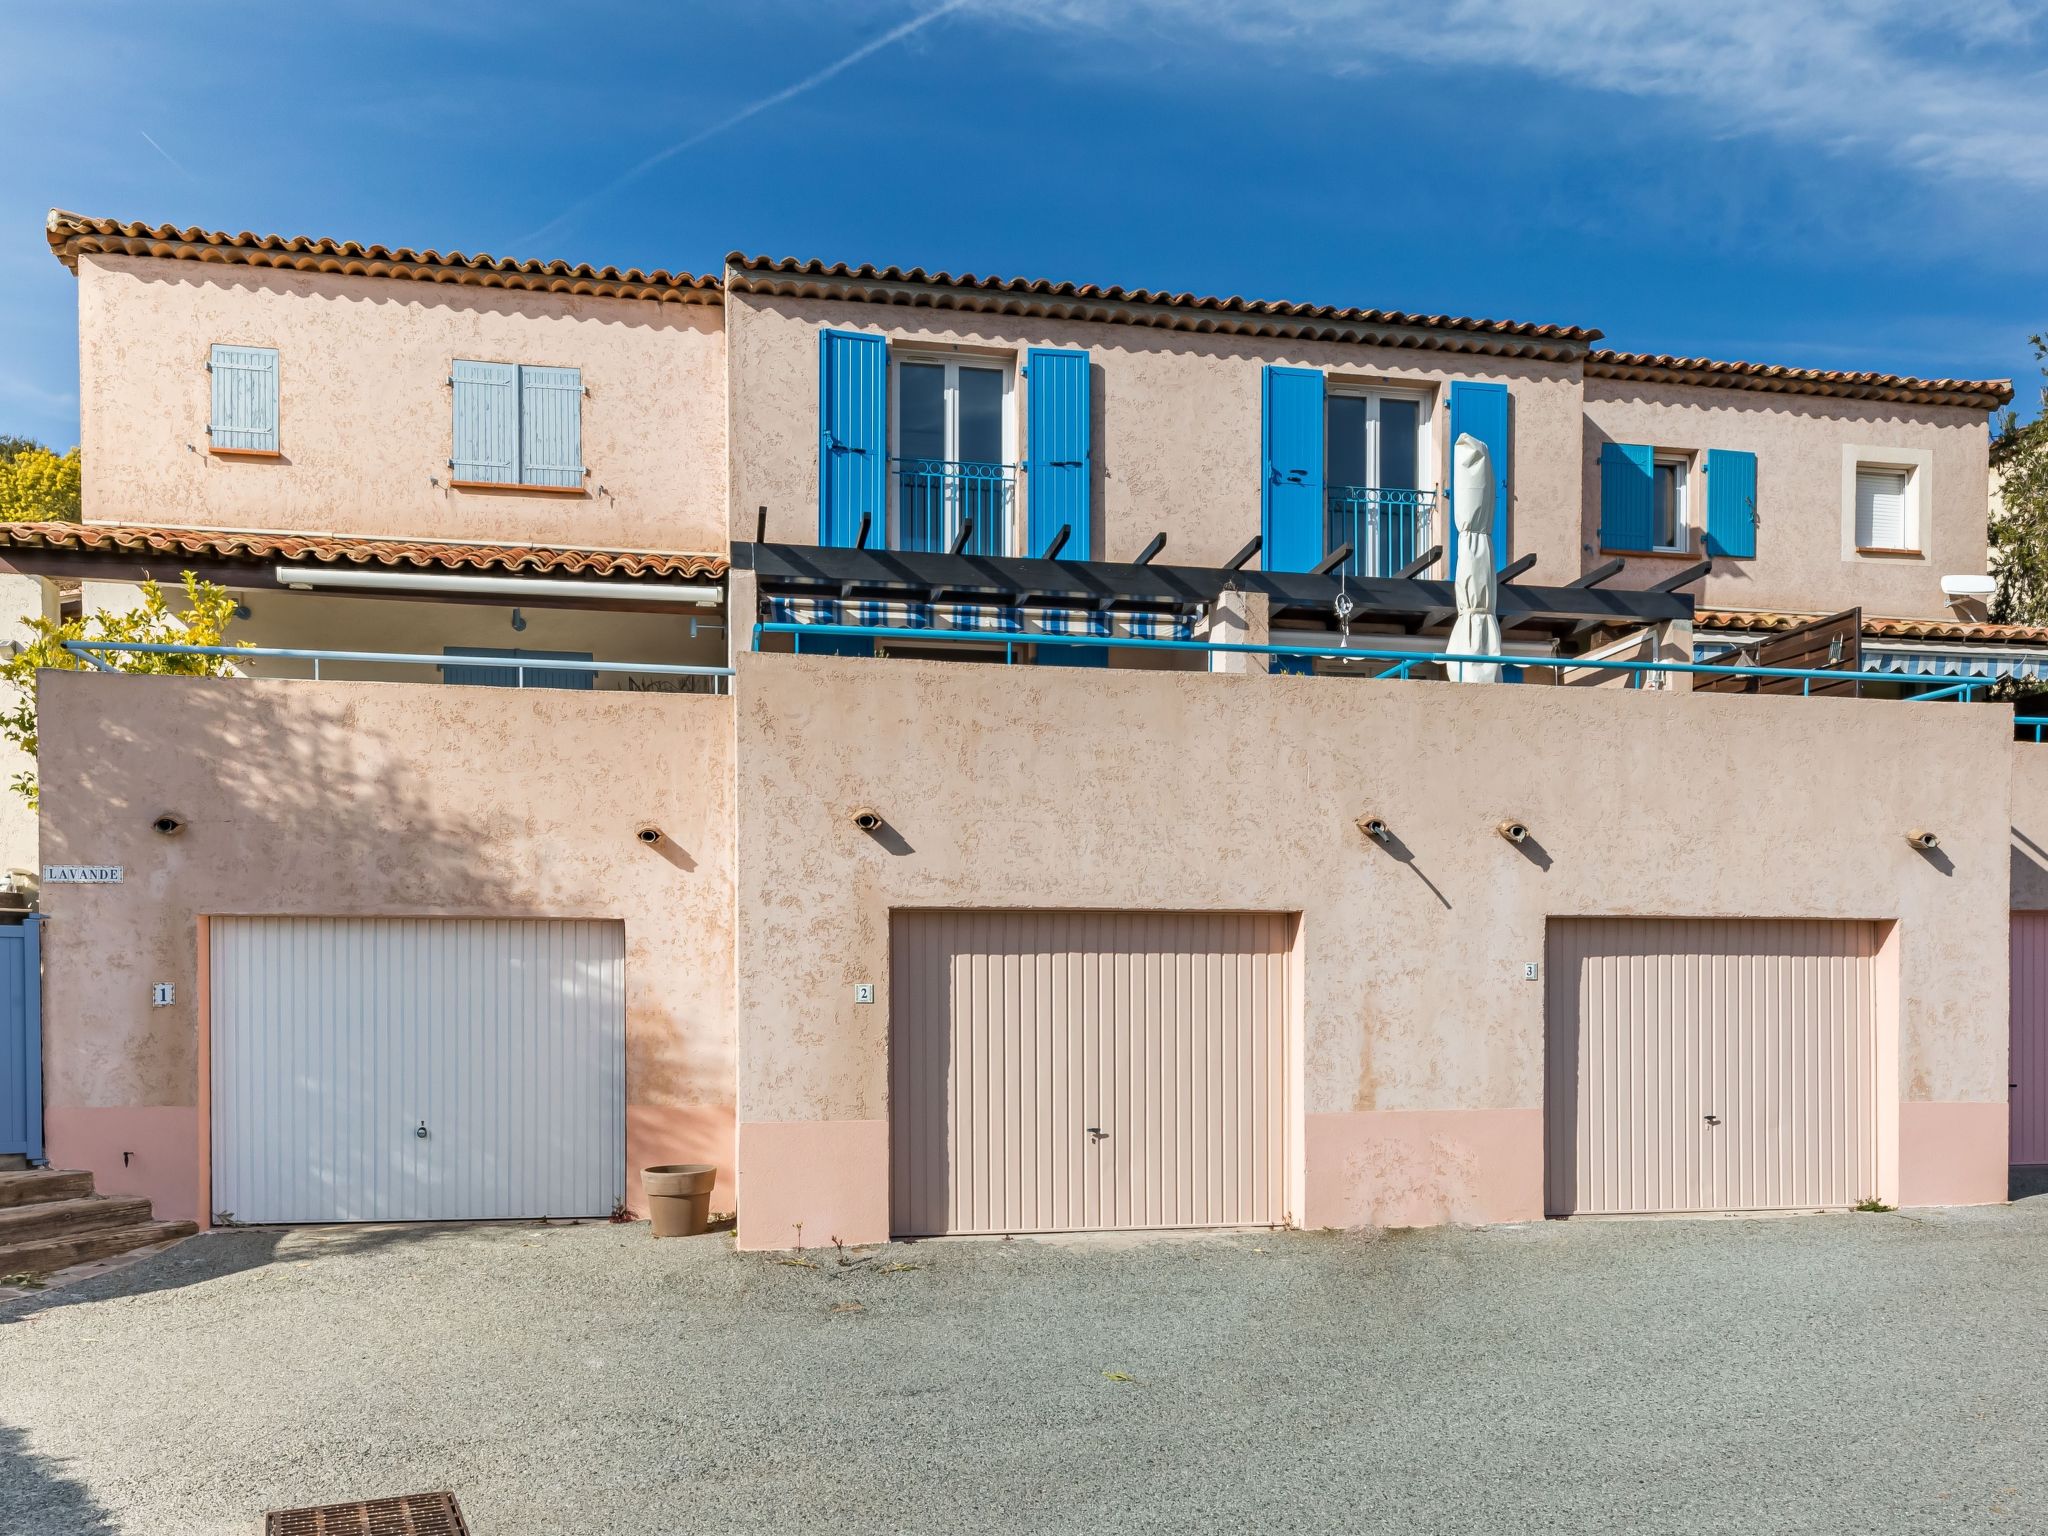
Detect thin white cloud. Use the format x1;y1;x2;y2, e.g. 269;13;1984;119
987;0;2048;188
514;0;972;250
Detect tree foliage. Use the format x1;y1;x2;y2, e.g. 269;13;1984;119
0;444;82;523
0;573;244;808
1992;334;2048;625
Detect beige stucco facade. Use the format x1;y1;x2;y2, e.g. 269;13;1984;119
731;652;2012;1248
75;254;727;551
725;290;1586;574
35;673;737;1223
1584;377;1992;618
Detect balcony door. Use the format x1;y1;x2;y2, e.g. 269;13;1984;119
1325;390;1432;578
891;356;1015;555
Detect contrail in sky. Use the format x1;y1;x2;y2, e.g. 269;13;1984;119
514;0;972;250
139;130;195;180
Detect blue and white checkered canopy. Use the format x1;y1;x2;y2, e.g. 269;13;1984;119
763;596;1199;641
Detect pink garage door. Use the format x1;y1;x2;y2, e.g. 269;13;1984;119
2012;913;2048;1164
1545;918;1881;1216
890;910;1292;1237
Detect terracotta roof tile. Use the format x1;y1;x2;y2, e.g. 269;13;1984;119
727;253;1601;360
0;522;727;579
1588;350;2010;411
1697;607;2048;645
46;210;721;306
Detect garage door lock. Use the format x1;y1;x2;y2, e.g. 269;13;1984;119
1703;1114;1722;1127
1087;1127;1108;1143
416;1121;429;1139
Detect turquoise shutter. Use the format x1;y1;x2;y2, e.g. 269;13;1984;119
451;360;519;484
1447;381;1510;573
209;344;279;452
1026;347;1091;558
1261;366;1325;572
1038;644;1108;668
1704;449;1758;558
519;366;584;489
794;632;875;658
819;330;887;546
1598;442;1656;551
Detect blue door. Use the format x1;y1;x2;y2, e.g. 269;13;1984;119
0;917;45;1164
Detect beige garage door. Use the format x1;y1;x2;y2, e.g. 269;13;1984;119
1545;918;1880;1216
890;910;1291;1237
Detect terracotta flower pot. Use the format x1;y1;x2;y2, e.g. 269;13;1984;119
642;1164;717;1238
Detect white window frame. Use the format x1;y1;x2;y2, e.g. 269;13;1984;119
1323;383;1436;495
1652;453;1691;553
1841;444;1932;559
888;351;1018;554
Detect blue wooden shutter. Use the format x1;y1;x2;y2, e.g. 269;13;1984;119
1261;366;1325;572
1704;449;1758;558
451;360;519;484
1038;643;1108;668
1447;381;1510;573
1598;442;1656;551
819;330;887;546
209;344;279;452
519;366;584;489
1026;347;1091;558
794;631;875;658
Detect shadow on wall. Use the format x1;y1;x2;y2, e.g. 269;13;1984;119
0;1422;118;1535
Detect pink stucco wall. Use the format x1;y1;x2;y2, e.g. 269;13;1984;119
1583;377;1993;619
732;654;2013;1247
75;254;727;550
725;290;1587;576
37;673;737;1224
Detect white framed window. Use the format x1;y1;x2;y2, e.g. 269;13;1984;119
1841;445;1930;558
1855;466;1912;551
1324;385;1435;577
1652;455;1690;552
889;353;1016;555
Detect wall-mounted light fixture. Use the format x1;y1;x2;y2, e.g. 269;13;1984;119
511;607;528;633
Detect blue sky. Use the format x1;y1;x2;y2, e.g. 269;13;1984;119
4;0;2046;449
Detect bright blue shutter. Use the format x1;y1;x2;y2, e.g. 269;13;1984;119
819;331;887;546
519;366;584;489
794;631;876;658
451;361;519;484
1038;644;1108;668
209;344;279;452
1447;381;1510;572
1261;366;1325;572
1598;442;1656;551
1704;449;1758;558
1026;347;1091;558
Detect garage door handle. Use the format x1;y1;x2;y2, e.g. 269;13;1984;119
416;1121;429;1139
1087;1127;1108;1142
1703;1114;1721;1127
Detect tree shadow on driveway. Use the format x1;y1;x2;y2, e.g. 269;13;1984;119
0;1422;119;1535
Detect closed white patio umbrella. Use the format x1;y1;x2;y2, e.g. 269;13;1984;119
1446;432;1503;684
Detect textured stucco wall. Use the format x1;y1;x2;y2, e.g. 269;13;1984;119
76;254;726;551
1583;378;1993;619
37;673;736;1220
734;654;2011;1241
2012;741;2048;911
726;291;1587;576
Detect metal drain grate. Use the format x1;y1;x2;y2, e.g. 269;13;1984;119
264;1490;471;1535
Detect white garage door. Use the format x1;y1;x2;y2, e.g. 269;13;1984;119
890;910;1292;1237
210;917;626;1224
1545;918;1880;1216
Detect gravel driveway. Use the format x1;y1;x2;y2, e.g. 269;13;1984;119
4;1193;2046;1535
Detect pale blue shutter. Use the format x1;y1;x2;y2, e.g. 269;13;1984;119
209;344;279;452
1704;449;1758;559
451;361;519;484
1599;442;1656;552
1261;366;1325;572
519;366;584;489
1447;381;1510;573
1026;348;1091;558
441;647;596;689
818;331;887;546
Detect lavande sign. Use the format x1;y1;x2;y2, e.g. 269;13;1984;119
43;865;123;883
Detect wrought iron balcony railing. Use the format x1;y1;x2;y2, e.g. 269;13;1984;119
893;457;1017;556
1327;486;1437;579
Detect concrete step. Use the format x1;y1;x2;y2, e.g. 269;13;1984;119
0;1169;94;1209
0;1219;198;1278
0;1195;154;1247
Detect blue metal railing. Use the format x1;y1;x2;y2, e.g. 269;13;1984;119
754;621;2014;700
1327;486;1436;578
2019;716;2048;742
60;640;734;692
892;458;1016;555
